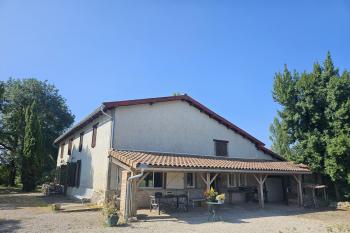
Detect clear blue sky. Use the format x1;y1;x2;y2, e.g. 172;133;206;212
0;1;349;147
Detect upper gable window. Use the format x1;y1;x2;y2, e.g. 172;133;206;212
79;132;84;152
91;123;99;148
214;139;228;157
68;138;73;155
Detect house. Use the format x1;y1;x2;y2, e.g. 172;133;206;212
54;95;311;219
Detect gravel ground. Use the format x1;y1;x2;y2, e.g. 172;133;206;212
1;192;350;233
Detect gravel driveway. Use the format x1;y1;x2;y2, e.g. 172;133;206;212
1;192;350;233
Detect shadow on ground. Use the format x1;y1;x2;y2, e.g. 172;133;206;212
136;203;346;225
0;219;21;233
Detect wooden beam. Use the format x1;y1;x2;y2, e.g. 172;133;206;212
206;173;210;191
200;173;207;184
253;174;268;208
209;173;219;185
136;172;150;186
111;157;133;172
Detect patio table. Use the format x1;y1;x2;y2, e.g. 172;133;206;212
207;201;223;221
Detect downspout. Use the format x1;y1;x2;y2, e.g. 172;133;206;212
100;105;114;195
125;165;147;222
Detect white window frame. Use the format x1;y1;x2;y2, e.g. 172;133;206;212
186;173;195;188
139;172;164;189
227;174;247;188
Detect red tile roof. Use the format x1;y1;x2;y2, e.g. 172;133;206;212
109;150;311;174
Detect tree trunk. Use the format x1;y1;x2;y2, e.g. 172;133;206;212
8;158;16;186
334;183;340;201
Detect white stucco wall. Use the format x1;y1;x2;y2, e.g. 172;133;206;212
56;113;112;201
114;100;273;160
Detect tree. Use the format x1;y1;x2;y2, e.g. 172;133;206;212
271;52;350;200
0;78;74;186
22;101;43;191
269;117;292;160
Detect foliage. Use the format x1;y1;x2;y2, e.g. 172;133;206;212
204;187;218;202
271;52;350;200
0;78;74;187
216;193;225;202
269;117;293;160
102;201;118;217
22;101;44;191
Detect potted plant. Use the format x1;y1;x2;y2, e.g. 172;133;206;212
102;202;119;227
204;187;219;202
216;194;225;204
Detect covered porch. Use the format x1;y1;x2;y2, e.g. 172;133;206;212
107;150;311;221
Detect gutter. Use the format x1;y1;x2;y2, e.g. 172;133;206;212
100;106;115;193
125;165;147;222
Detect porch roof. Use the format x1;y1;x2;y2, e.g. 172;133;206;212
109;150;311;174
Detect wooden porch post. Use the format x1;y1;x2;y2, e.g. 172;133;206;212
119;170;130;219
130;177;138;217
206;173;210;191
293;174;303;207
200;173;219;192
253;174;267;208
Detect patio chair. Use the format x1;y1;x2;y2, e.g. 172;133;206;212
177;194;188;212
188;191;206;208
150;192;162;213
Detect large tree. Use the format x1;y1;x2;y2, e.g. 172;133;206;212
271;52;350;200
0;78;74;186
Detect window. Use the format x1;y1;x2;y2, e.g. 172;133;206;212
186;173;195;188
68;138;73;155
227;174;247;187
67;161;82;187
60;143;65;158
91;123;98;148
79;132;84;152
214;139;228;156
139;172;163;188
75;160;81;187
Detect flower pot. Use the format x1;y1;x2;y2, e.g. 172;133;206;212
106;214;118;227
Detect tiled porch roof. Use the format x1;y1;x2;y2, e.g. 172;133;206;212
109;150;311;174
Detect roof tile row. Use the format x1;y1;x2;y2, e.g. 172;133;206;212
109;150;311;174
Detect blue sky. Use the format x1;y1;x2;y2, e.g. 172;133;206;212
0;1;349;147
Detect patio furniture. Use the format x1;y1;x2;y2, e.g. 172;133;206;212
150;192;162;214
187;190;206;208
41;183;64;196
150;193;189;215
189;198;206;208
304;184;327;208
207;201;223;221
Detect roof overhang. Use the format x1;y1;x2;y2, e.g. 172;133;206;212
109;150;312;175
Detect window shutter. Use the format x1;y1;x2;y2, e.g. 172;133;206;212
76;160;81;187
214;140;228;156
79;132;84;152
68;138;73;155
91;123;98;148
68;163;77;187
60;144;65;158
